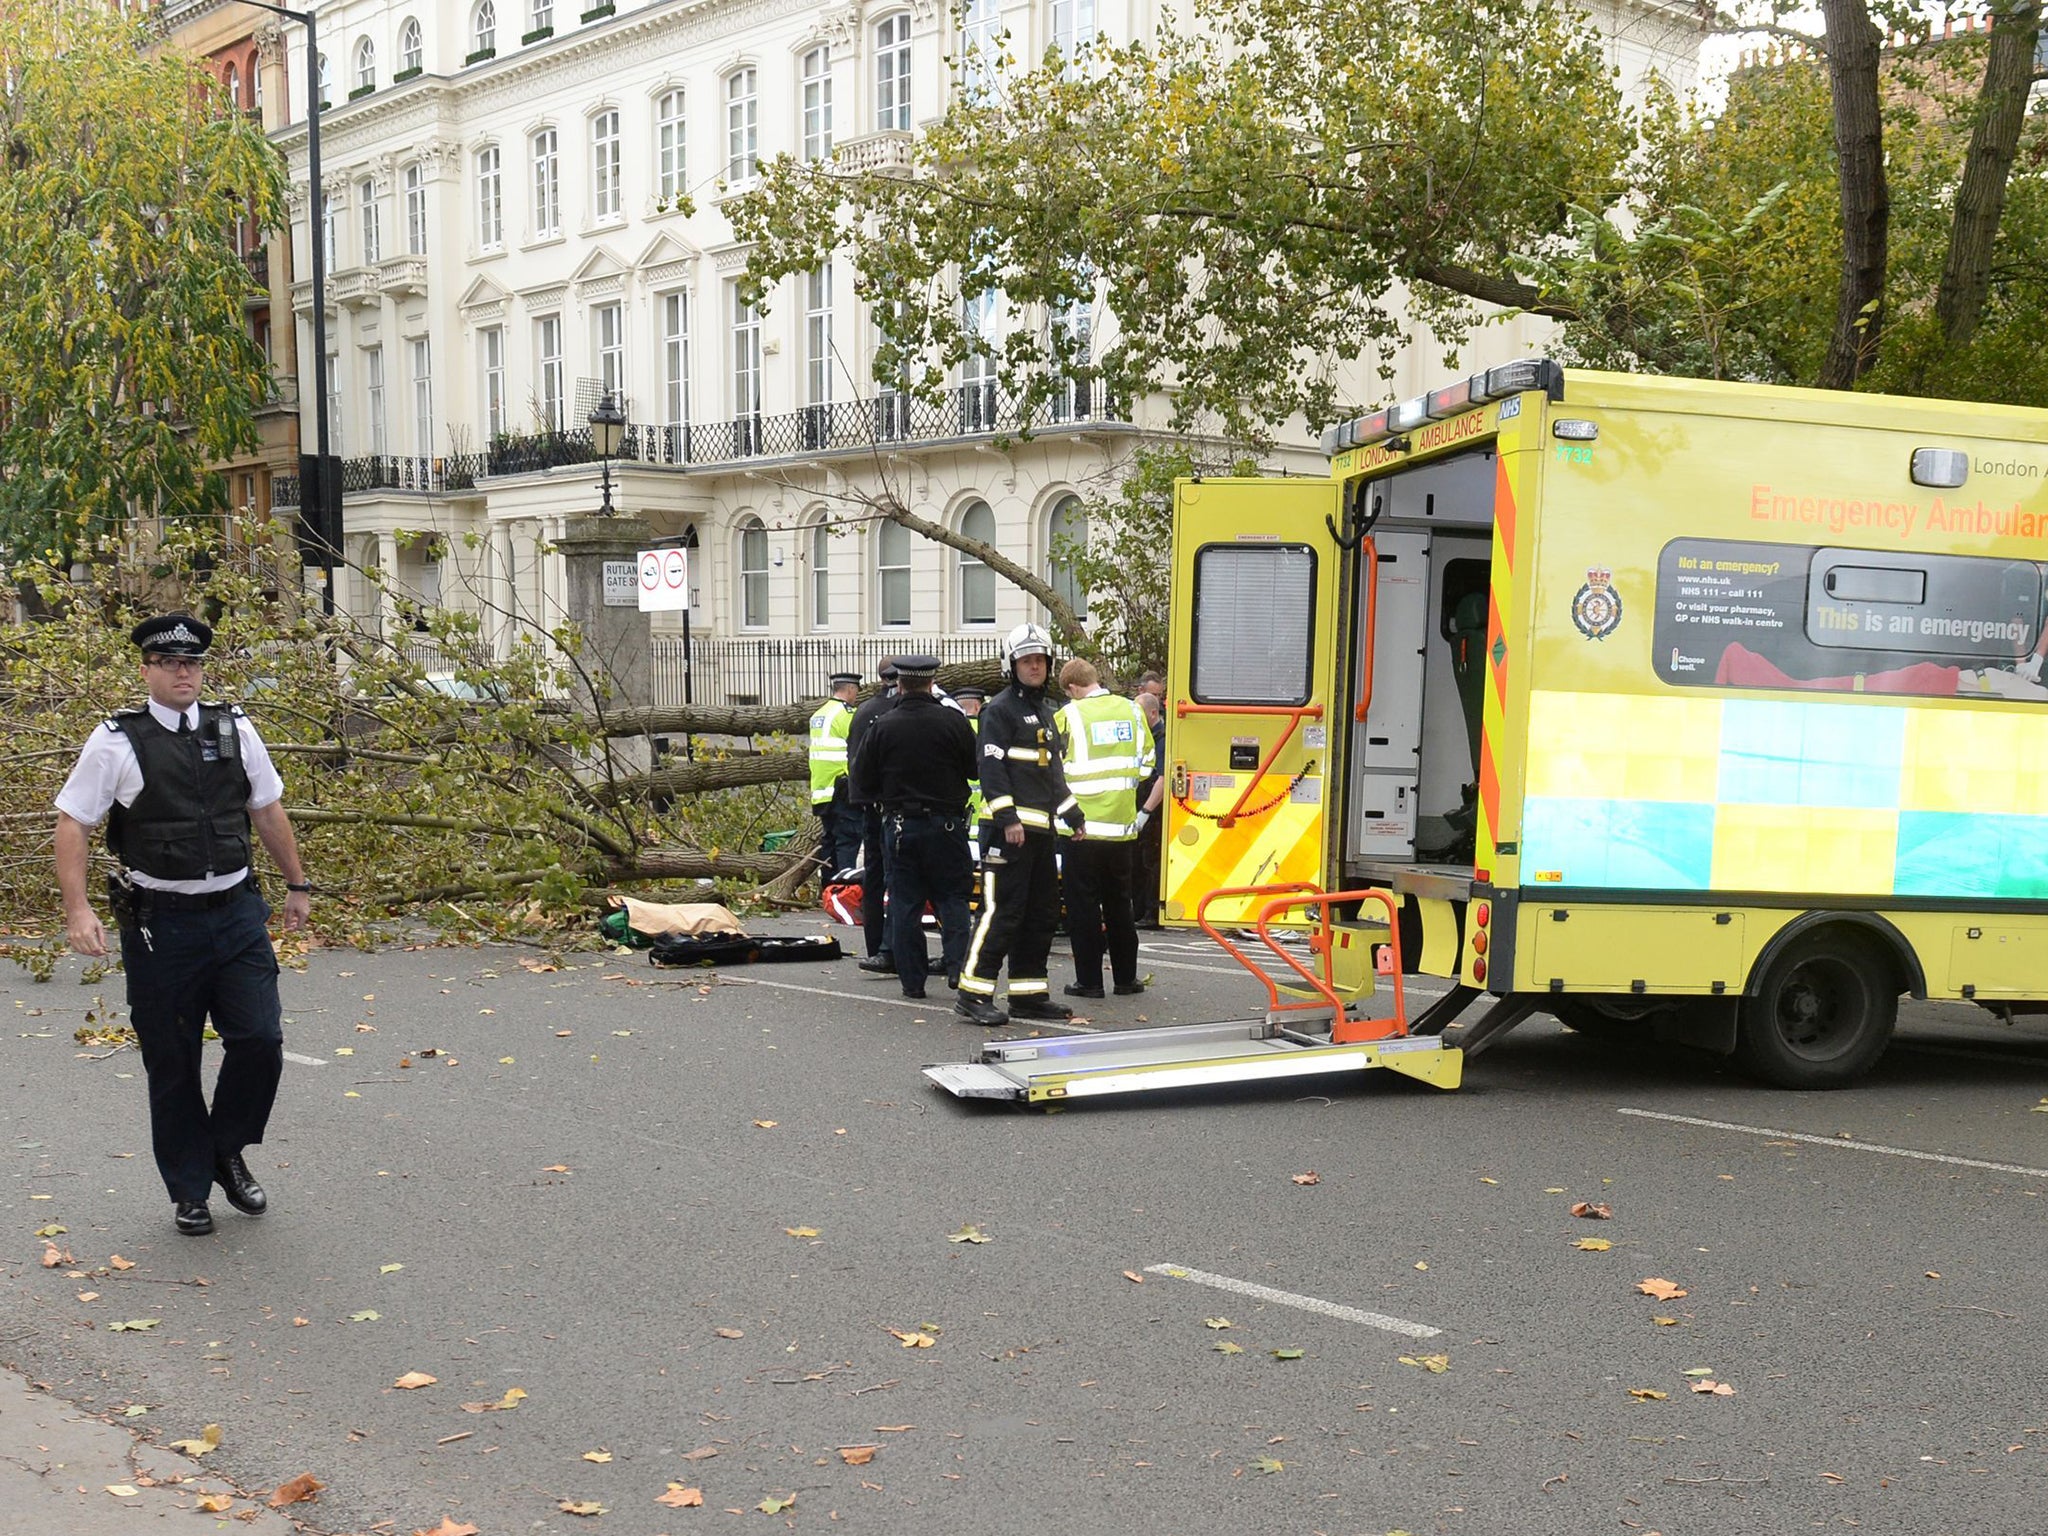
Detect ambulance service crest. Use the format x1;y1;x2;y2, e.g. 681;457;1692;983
1572;566;1622;640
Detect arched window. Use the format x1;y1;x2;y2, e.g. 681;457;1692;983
399;18;423;73
958;0;999;101
724;68;758;183
531;127;560;238
800;45;832;162
475;145;503;248
223;63;240;109
877;519;911;627
808;517;832;630
958;500;996;626
316;52;330;108
590;108;621;221
473;0;497;55
737;516;770;629
874;15;911;131
531;0;553;36
656;89;686;201
1047;495;1088;620
354;38;375;93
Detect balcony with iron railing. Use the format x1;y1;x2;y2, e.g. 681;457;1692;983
269;381;1125;514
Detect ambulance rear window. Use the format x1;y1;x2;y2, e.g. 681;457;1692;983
1190;542;1316;705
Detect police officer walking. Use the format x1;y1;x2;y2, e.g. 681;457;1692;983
53;613;312;1237
956;625;1087;1026
807;671;861;877
845;657;900;973
1055;658;1160;999
848;656;978;999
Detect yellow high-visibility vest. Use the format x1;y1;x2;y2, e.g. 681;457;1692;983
1054;691;1154;840
807;698;853;805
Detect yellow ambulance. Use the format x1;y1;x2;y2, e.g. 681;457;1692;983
926;362;2048;1103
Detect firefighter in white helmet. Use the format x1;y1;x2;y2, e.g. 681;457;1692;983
956;623;1087;1026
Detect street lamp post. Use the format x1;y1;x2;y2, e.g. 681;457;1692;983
236;0;332;616
588;392;626;516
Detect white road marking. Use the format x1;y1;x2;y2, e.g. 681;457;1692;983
714;973;1100;1033
1144;1262;1442;1339
283;1051;327;1067
1618;1108;2048;1180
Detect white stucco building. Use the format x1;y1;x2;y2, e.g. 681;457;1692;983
265;0;1701;703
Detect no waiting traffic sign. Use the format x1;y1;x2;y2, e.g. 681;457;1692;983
638;547;690;612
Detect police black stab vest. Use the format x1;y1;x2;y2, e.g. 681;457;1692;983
106;705;253;880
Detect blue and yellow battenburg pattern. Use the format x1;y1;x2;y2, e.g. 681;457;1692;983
1519;690;2048;899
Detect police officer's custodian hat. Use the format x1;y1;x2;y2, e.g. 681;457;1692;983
894;654;942;680
828;671;862;688
951;684;986;702
130;612;213;657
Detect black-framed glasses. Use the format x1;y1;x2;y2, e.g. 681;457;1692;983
146;656;206;673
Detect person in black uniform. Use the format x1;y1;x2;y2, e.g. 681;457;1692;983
956;624;1087;1026
845;657;900;973
53;613;312;1237
1132;689;1167;929
848;655;978;999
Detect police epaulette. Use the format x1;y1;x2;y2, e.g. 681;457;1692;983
105;706;147;730
198;700;246;716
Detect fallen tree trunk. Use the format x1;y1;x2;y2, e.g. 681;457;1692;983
587;658;1007;740
589;752;806;803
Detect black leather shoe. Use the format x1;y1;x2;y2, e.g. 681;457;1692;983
857;954;897;975
901;985;927;999
1063;982;1105;1000
214;1152;267;1216
1114;981;1147;996
1010;996;1074;1021
954;996;1009;1027
174;1201;214;1236
945;970;961;990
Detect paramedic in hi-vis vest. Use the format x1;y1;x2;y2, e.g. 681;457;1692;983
956;624;1087;1026
1054;658;1159;999
807;671;861;878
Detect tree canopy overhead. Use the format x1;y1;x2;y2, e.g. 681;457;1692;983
0;1;286;560
732;0;1639;442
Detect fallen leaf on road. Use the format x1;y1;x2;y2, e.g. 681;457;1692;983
873;1426;914;1434
1571;1201;1613;1219
752;1120;778;1129
583;1450;613;1463
1291;1172;1320;1186
679;1445;719;1460
196;1493;235;1512
268;1473;323;1508
714;1327;744;1339
838;1446;879;1465
890;1329;936;1348
39;1245;70;1268
1637;1278;1688;1300
121;1405;147;1417
1399;1354;1450;1373
349;1310;381;1323
785;1227;820;1239
1652;1317;1679;1326
1270;1348;1305;1361
1214;1341;1243;1355
758;1493;796;1513
459;1386;527;1413
1573;1238;1613;1252
34;1224;65;1237
1254;1457;1285;1474
558;1499;606;1516
77;1292;99;1303
1681;1367;1714;1377
394;1371;438;1390
543;1165;571;1173
1203;1318;1233;1330
170;1424;222;1456
414;1520;479;1536
947;1223;991;1244
380;1263;404;1274
1691;1379;1736;1395
108;1319;160;1332
109;1255;135;1270
1122;1270;1144;1283
656;1484;705;1507
105;1485;139;1498
1628;1388;1668;1400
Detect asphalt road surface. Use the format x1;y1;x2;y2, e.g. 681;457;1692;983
5;920;2048;1536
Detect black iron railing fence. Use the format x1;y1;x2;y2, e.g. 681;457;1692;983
649;634;1004;709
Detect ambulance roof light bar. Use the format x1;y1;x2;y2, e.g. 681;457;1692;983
1318;358;1564;457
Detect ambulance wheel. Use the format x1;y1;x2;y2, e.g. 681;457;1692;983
1735;932;1897;1089
1550;996;1662;1043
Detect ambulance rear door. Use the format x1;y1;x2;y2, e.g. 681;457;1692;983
1163;478;1344;927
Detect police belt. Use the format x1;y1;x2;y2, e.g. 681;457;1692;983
885;805;968;822
121;874;255;912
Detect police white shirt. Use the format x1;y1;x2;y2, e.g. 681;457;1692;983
54;700;286;893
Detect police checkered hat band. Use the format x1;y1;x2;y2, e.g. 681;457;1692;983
130;612;213;657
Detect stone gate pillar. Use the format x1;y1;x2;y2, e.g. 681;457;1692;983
553;514;655;712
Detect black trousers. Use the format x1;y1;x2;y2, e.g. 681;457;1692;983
815;779;858;875
1131;814;1164;927
887;814;973;990
1064;837;1139;988
119;884;284;1203
960;831;1059;999
858;805;891;959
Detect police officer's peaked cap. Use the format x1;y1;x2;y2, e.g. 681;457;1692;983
951;685;987;701
827;671;862;688
130;612;213;657
893;654;942;680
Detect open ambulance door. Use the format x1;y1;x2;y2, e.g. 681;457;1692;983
1162;478;1344;927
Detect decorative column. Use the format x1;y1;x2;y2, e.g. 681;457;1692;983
553;514;655;712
